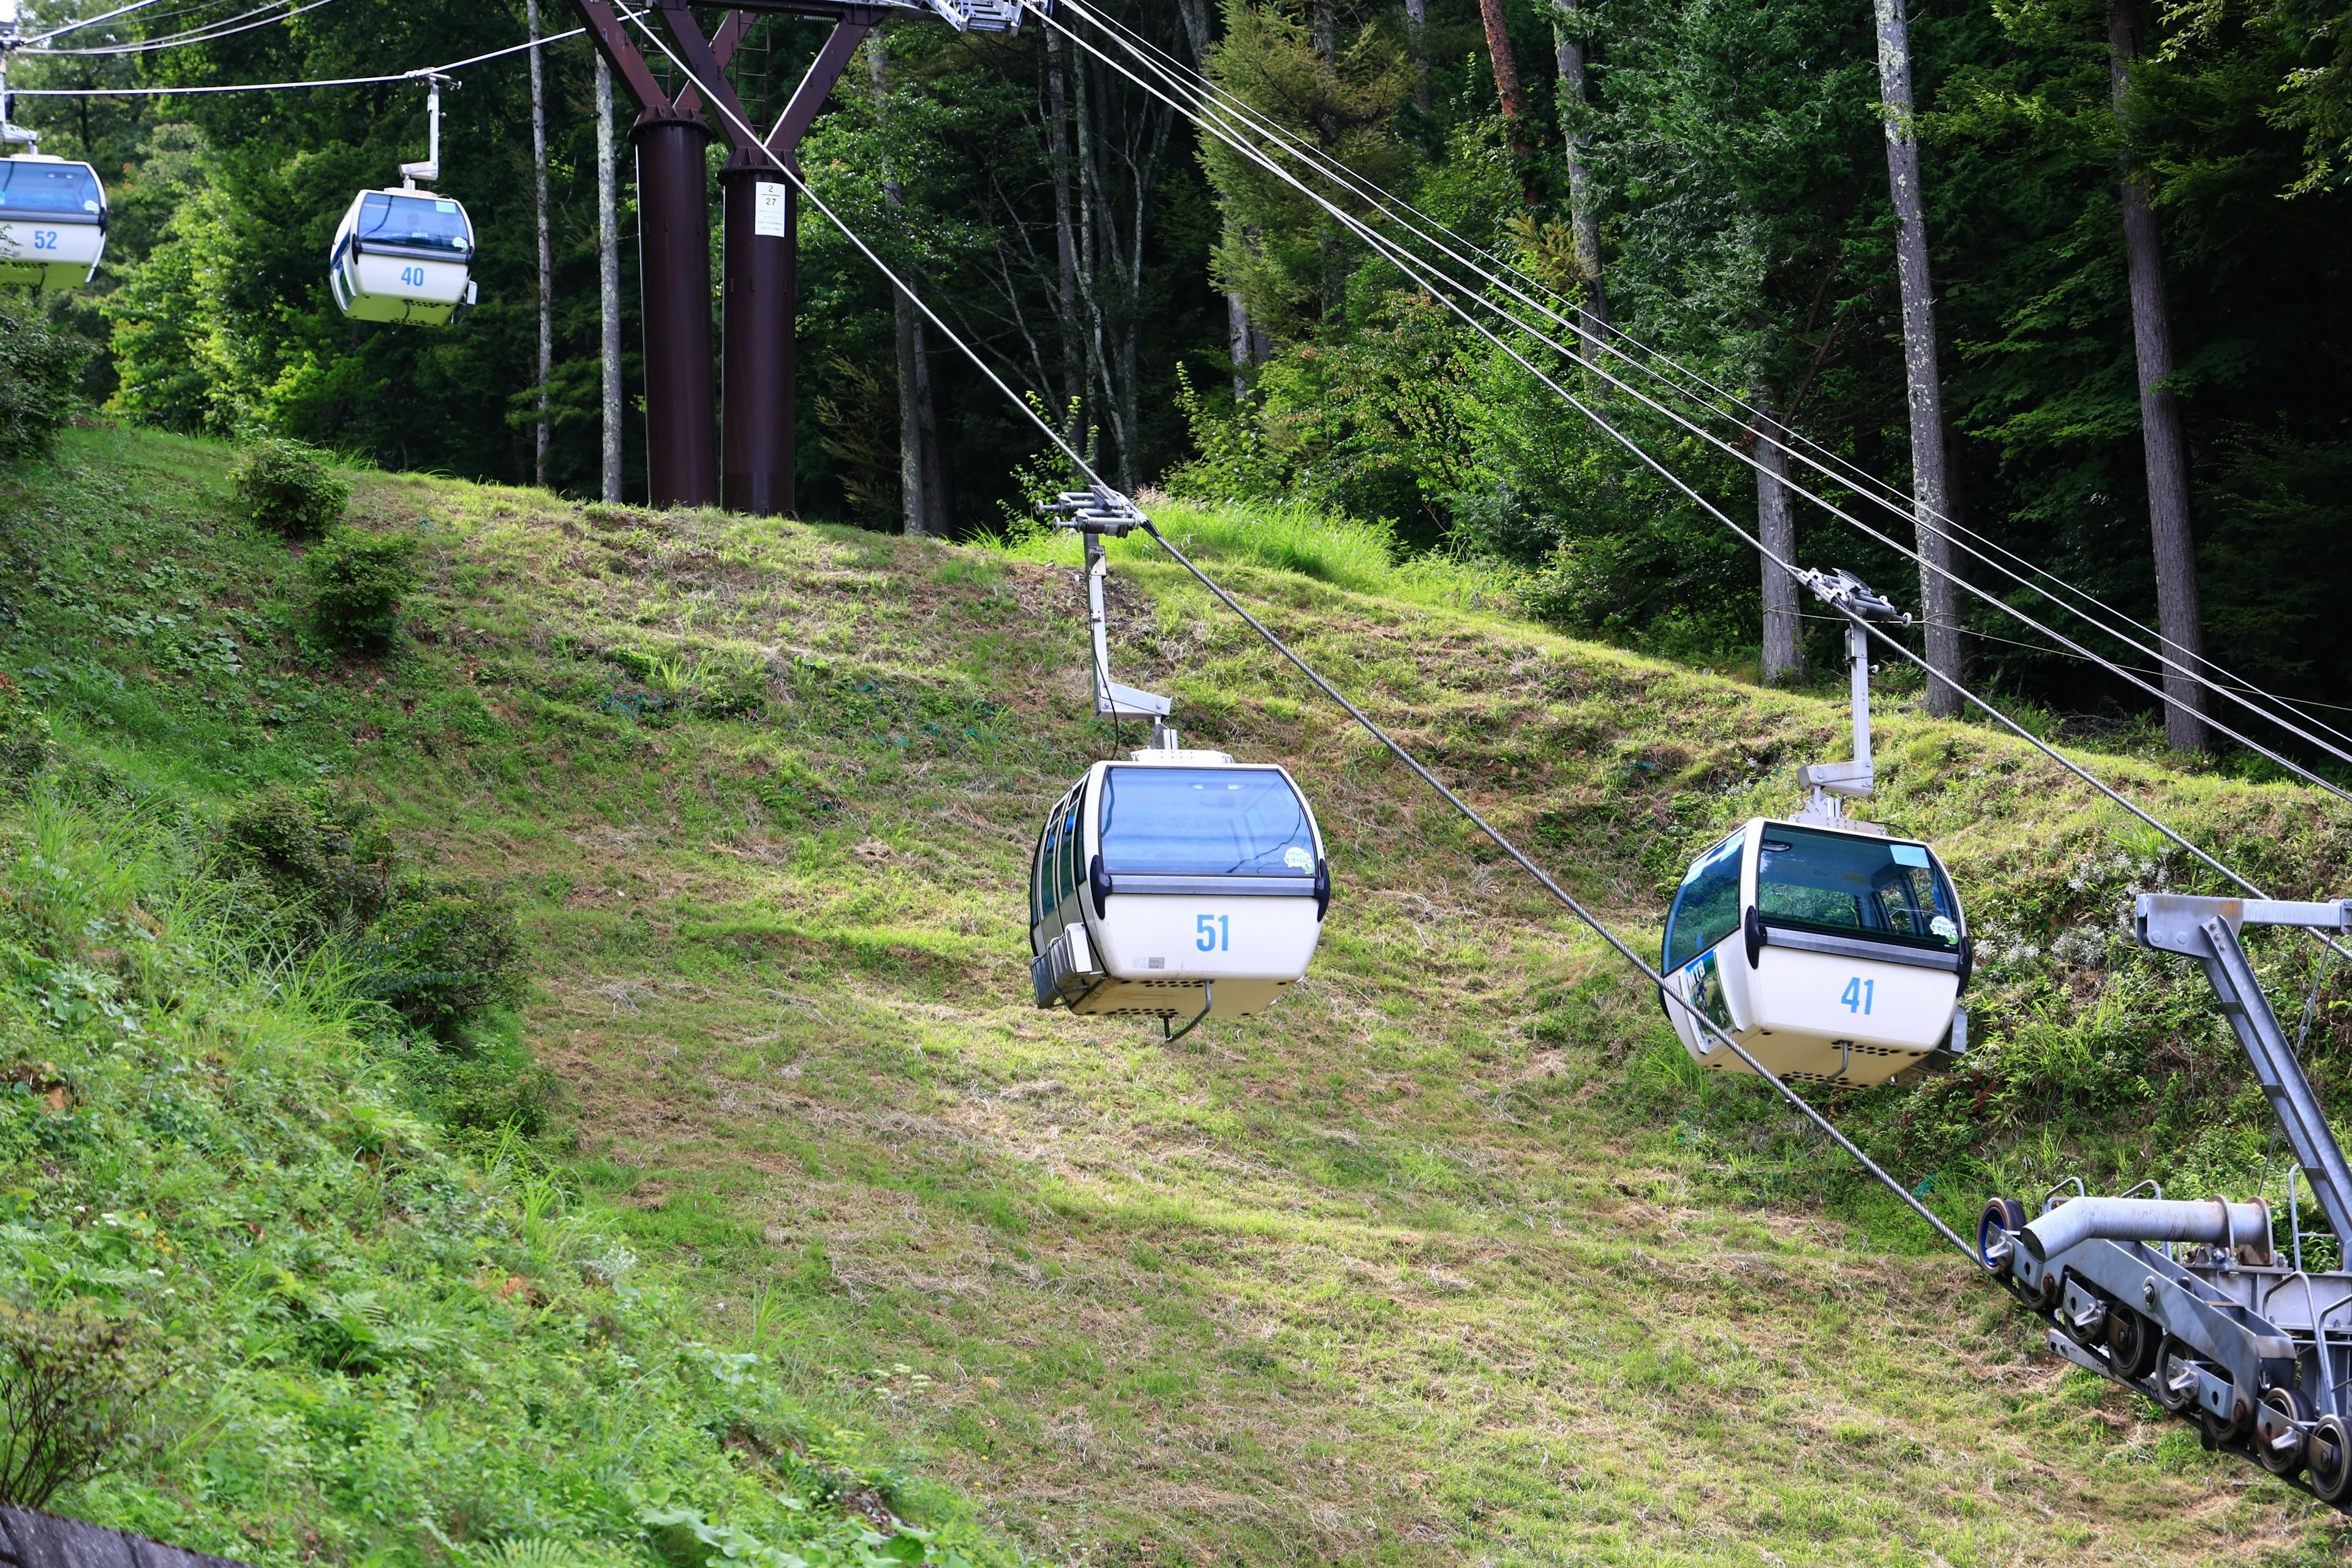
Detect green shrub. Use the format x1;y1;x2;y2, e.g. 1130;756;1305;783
221;783;396;934
0;1298;161;1507
355;883;528;1042
0;300;92;465
692;652;770;718
304;528;421;654
0;677;56;788
231;437;350;540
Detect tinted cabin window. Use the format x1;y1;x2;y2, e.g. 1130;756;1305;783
1756;826;1961;948
1060;799;1082;902
1030;822;1049;925
356;192;472;254
1038;805;1062;920
1098;767;1314;876
1664;831;1743;970
0;161;102;218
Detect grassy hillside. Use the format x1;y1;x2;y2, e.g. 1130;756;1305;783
4;424;2352;1566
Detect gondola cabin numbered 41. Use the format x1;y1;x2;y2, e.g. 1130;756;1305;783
1660;818;1970;1085
1030;748;1330;1021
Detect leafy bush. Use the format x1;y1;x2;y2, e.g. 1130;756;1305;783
0;677;56;788
0;1300;160;1507
354;883;527;1042
221;783;395;935
230;438;350;540
0;795;1006;1567
0;300;92;465
304;528;420;655
692;652;770;718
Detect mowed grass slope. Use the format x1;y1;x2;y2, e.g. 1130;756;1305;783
9;425;2352;1566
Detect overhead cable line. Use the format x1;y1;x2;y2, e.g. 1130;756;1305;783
1055;0;2352;763
21;0;178;44
1047;7;2352;804
28;0;340;56
613;0;1988;1261
4;24;584;92
1030;4;2352;968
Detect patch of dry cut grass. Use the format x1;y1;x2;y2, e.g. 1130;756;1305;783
333;469;2352;1566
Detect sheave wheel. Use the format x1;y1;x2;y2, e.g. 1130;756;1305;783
2105;1305;2163;1382
2258;1386;2315;1477
2309;1414;2352;1504
2155;1339;2203;1414
1977;1196;2027;1272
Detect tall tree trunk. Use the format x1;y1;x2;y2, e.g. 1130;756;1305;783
1075;49;1125;476
1177;0;1260;398
916;328;949;535
2109;0;2209;752
528;0;552;489
1404;0;1431;115
1552;0;1607;337
873;38;929;538
1046;29;1085;448
1755;396;1804;685
1873;0;1961;717
1478;0;1539;206
595;53;624;504
1478;0;1525;122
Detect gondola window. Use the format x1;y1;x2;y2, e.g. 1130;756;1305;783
1664;831;1743;970
1757;826;1960;948
1098;767;1314;876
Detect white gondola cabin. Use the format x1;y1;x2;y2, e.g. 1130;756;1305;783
0;155;107;290
1660;817;1969;1085
328;189;477;326
1030;747;1329;1023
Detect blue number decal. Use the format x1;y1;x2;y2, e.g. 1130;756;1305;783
33;230;56;252
1219;914;1231;951
400;265;426;288
1841;977;1861;1014
1864;978;1874;1014
1197;915;1216;952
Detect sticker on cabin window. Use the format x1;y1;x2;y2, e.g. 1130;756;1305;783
755;183;790;238
1931;915;1958;942
436;202;457;213
1284;846;1312;870
1891;843;1930;869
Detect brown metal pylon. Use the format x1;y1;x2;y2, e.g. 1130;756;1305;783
571;0;1024;516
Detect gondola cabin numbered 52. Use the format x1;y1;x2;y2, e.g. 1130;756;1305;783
1030;748;1330;1021
0;156;108;290
1660;818;1969;1085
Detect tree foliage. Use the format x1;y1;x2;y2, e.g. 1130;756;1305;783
13;0;2352;728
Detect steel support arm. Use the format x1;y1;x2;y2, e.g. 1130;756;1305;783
2138;893;2352;1245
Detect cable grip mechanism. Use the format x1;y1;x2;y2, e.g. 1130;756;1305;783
1038;484;1173;731
1792;568;1910;829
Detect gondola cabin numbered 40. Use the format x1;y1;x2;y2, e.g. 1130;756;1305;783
1030;748;1330;1021
1660;818;1969;1085
0;156;108;290
328;190;478;326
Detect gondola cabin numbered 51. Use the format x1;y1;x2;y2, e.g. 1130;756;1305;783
1030;748;1330;1020
1660;818;1970;1085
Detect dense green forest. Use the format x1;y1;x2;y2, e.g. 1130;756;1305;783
12;0;2352;743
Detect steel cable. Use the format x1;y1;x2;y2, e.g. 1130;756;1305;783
618;5;1987;1261
1055;0;2352;761
1042;5;2352;809
5;24;584;93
